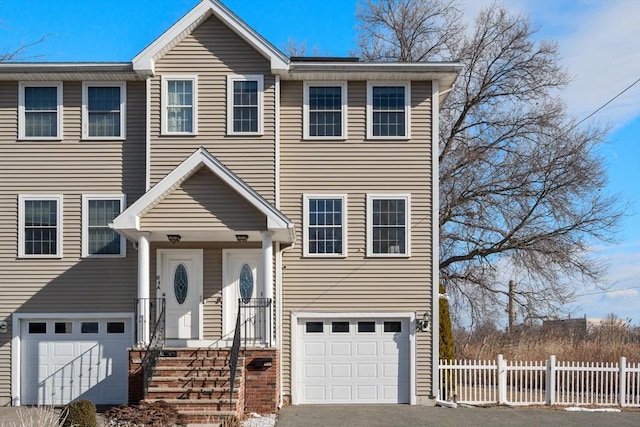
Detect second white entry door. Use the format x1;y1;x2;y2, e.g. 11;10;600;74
222;250;263;339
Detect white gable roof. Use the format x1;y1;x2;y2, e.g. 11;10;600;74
112;147;294;241
132;0;289;73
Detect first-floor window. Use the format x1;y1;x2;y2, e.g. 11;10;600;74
367;194;410;256
19;195;63;257
83;195;125;257
304;195;347;257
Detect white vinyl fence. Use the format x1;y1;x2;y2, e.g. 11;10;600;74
439;355;640;407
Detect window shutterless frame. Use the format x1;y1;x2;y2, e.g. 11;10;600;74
303;194;348;257
81;82;126;140
18;195;63;258
366;193;411;257
303;82;348;140
366;81;411;140
227;74;264;136
18;82;64;140
81;194;126;258
161;75;198;135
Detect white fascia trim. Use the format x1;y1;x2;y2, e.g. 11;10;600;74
366;81;411;140
302;194;348;258
11;312;134;407
226;74;264;136
132;0;288;73
18;81;64;141
82;194;127;258
431;80;440;399
161;75;198;136
112;147;293;233
81;81;127;140
366;193;411;258
18;194;63;258
290;311;416;406
302;81;348;140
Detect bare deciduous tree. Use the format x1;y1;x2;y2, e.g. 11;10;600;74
0;34;49;61
356;0;623;328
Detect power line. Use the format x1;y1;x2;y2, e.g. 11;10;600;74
574;285;640;298
570;76;640;132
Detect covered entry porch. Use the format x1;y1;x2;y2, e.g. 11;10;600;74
111;147;294;347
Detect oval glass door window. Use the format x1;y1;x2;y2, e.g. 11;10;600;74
239;263;253;304
174;263;188;305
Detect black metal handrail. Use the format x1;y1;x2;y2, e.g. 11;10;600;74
134;297;166;397
229;302;242;411
241;298;272;348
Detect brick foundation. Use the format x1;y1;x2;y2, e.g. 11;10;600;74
242;349;280;413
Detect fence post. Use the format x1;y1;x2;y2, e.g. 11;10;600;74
546;355;556;405
497;354;507;404
620;357;627;407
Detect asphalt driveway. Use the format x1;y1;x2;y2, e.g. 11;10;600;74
275;404;640;427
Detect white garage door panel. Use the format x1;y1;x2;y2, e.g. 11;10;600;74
21;318;132;405
299;318;410;404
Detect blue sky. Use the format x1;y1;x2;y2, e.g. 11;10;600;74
1;0;638;324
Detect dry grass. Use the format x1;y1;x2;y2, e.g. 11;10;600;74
455;324;640;362
0;406;67;427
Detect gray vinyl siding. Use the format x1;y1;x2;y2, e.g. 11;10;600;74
149;15;276;204
279;80;435;399
0;80;146;404
141;167;266;232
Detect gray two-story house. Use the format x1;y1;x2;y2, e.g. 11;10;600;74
0;0;460;420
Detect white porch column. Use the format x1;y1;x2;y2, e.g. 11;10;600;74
137;232;151;346
262;231;274;345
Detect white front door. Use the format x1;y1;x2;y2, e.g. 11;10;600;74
158;249;203;340
222;250;263;340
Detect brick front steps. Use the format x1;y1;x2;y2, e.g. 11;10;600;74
129;348;279;425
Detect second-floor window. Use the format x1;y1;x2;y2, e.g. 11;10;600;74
227;75;263;135
367;194;411;257
162;75;197;135
303;195;347;257
82;195;125;257
19;195;63;258
82;83;126;139
367;82;410;139
19;82;63;139
304;82;347;139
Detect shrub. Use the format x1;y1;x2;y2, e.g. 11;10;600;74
104;401;186;427
62;399;97;427
439;283;455;362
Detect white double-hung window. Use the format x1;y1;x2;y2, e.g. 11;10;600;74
18;195;63;258
19;82;63;139
367;82;410;139
227;75;263;135
162;75;197;134
304;82;347;139
82;82;126;139
303;194;347;257
367;194;411;257
82;195;126;257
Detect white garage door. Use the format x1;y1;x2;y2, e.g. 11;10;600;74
21;317;132;405
298;318;410;404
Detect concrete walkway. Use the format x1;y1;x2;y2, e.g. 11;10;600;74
275;405;640;427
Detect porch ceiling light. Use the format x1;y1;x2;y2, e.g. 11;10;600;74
167;234;181;244
235;234;249;242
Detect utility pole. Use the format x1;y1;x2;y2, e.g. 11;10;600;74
508;280;516;333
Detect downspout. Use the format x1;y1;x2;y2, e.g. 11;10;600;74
274;74;285;408
431;80;441;400
145;77;151;191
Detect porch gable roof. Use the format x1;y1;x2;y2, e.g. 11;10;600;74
111;146;295;242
